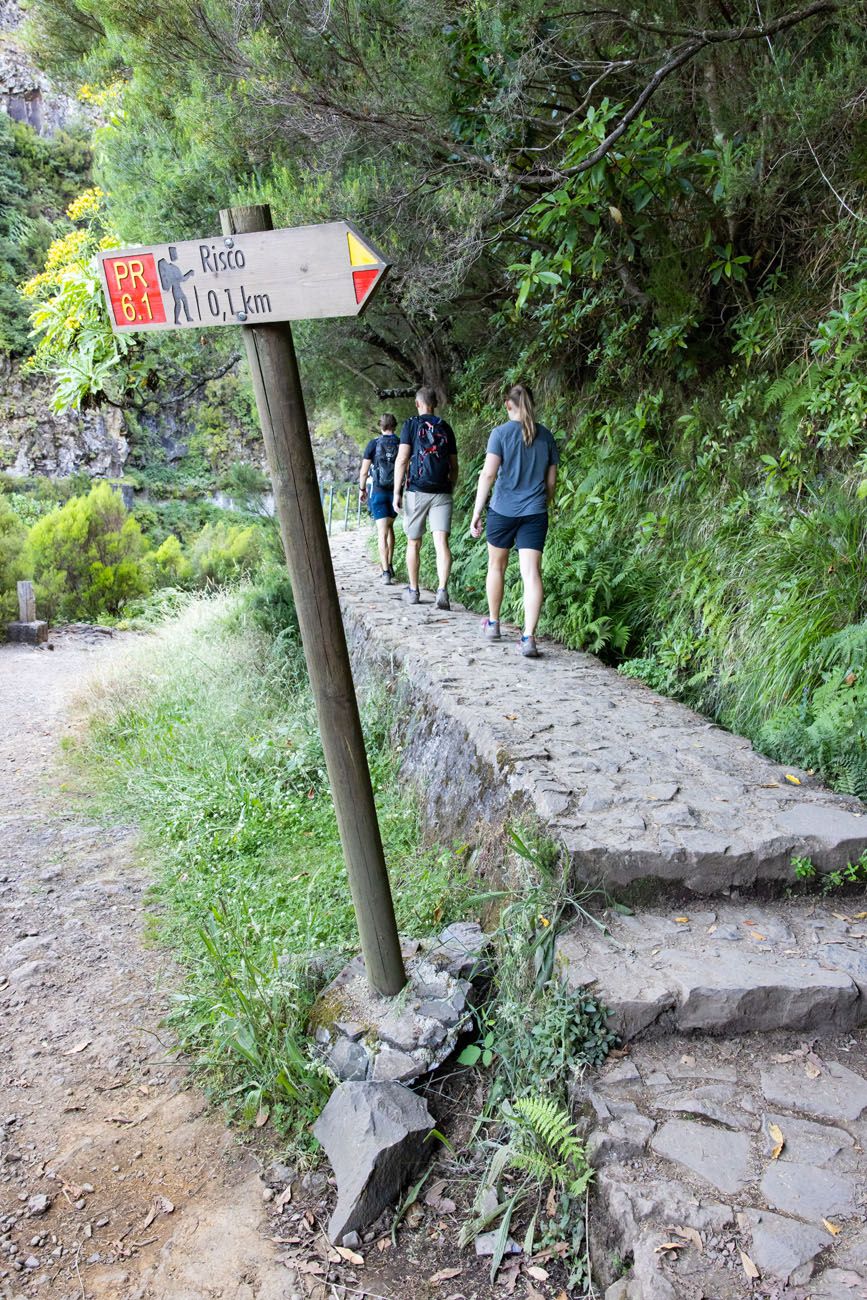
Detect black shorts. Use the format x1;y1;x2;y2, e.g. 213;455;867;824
486;508;549;552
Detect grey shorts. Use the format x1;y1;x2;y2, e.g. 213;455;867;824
402;491;453;540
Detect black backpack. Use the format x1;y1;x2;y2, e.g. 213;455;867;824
372;434;399;491
409;416;451;491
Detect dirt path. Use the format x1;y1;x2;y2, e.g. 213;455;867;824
0;630;296;1300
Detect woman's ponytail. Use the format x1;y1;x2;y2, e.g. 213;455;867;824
506;383;536;446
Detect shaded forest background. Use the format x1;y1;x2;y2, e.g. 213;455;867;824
2;0;867;797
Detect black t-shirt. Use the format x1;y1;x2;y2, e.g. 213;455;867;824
399;414;458;494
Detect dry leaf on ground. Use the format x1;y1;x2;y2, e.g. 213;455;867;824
275;1185;292;1210
63;1039;91;1055
424;1179;457;1215
428;1267;461;1283
335;1247;363;1265
740;1250;760;1279
674;916;689;924
670;1225;703;1252
526;1265;549;1280
768;1122;785;1159
655;1241;685;1253
822;1219;842;1236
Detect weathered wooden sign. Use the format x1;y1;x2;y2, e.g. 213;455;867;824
96;221;388;332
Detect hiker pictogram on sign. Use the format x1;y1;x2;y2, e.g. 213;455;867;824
157;246;195;324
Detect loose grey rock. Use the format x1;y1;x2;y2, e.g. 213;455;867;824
313;1082;433;1243
340;1231;362;1250
370;1045;420;1083
761;1060;867;1122
417;999;462;1025
650;1120;751;1195
427;922;490;979
744;1208;832;1282
26;1197;49;1217
474;1232;521;1257
265;1161;295;1189
759;1161;856;1219
327;1037;369;1082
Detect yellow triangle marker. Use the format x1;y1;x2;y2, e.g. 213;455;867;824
347;230;377;267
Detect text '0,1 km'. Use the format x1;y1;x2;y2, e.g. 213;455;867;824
96;220;389;332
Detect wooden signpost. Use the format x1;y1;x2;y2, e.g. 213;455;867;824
98;206;405;997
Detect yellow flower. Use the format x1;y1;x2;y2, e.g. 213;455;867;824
538;915;550;927
66;187;105;223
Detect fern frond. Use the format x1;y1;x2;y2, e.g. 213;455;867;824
512;1095;586;1167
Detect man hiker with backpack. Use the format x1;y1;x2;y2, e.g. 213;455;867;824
359;413;400;583
392;386;459;609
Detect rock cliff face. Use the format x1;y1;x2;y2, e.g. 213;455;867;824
0;1;80;135
0;362;129;479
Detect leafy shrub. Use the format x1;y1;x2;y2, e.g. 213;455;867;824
0;497;28;621
188;521;265;586
147;533;193;587
26;481;149;620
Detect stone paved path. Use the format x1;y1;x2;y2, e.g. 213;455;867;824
586;1034;867;1299
332;531;867;896
333;530;867;1298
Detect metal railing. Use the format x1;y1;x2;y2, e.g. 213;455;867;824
321;481;369;535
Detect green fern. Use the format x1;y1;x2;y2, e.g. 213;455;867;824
507;1096;592;1196
763;368;802;413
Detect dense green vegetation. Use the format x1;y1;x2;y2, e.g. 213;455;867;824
10;0;867;797
0;475;272;621
0;110;90;355
74;584;473;1133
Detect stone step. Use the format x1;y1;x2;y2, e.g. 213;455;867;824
331;531;867;897
582;1033;867;1299
558;898;867;1040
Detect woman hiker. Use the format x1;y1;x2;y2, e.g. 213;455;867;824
359;413;400;583
470;383;559;658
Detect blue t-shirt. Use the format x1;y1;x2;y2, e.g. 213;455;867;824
487;420;559;517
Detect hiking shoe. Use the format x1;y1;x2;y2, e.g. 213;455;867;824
481;617;501;641
381;570;393;585
520;634;539;658
387;565;395;579
435;588;450;611
402;586;420;605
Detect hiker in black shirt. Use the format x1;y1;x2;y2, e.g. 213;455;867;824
359;413;399;584
392;386;458;610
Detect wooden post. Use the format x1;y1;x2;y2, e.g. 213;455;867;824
356;492;362;527
17;581;35;623
343;486;351;531
221;204;406;998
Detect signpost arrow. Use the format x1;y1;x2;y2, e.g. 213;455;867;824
96;220;388;332
97;207;406;997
